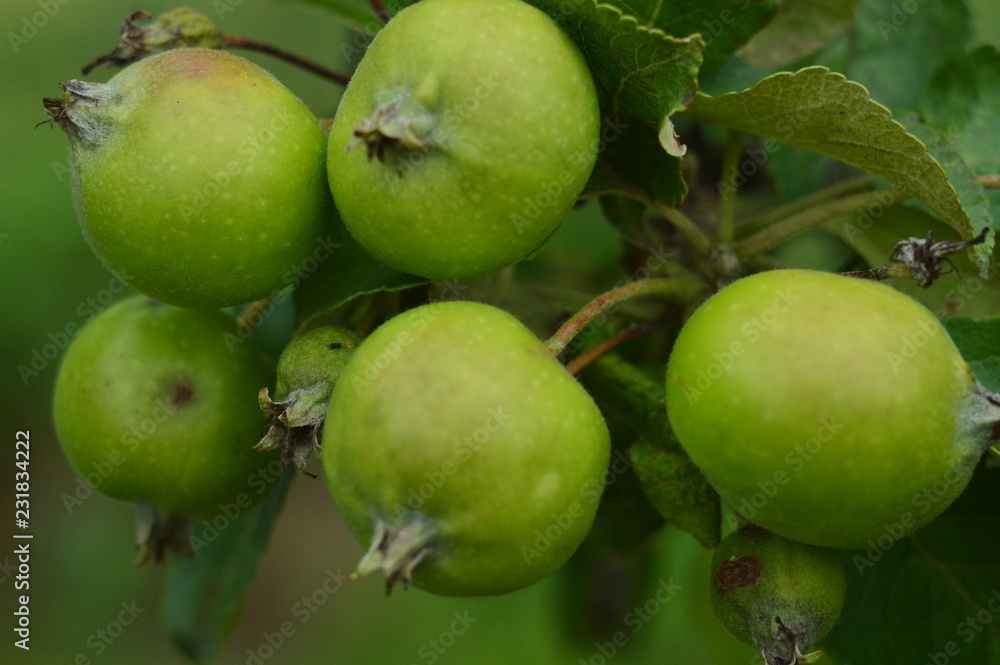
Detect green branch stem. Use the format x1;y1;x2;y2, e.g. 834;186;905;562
223;37;351;86
736;175;876;240
368;0;391;23
652;202;714;256
736;188;903;260
716;130;745;244
544;277;701;356
564;319;663;375
592;185;714;256
236;294;277;332
975;174;1000;190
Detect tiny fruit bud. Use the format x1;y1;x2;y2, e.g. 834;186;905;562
257;326;361;473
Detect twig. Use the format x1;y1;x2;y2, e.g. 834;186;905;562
736;175;875;239
565;321;662;375
975;174;1000;190
736;189;903;260
237;295;276;332
224;37;351;86
369;0;392;23
544;277;701;356
716;130;744;244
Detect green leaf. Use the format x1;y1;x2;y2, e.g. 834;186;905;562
598;194;648;243
824;465;1000;665
293;222;427;328
275;0;382;30
916;47;1000;244
588;115;688;207
944;319;1000;392
737;0;862;69
161;470;294;662
595;0;780;74
919;45;1000;178
578;353;721;547
631;429;721;548
823;0;972;112
531;0;704;146
682;67;990;272
760;0;971;198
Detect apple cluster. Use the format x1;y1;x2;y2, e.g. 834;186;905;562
50;0;609;596
44;0;1000;660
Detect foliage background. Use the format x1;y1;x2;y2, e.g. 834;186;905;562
2;1;1000;664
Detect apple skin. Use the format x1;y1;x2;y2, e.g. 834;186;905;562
55;48;331;309
323;301;611;596
327;0;600;280
275;326;362;398
53;296;277;517
666;269;982;549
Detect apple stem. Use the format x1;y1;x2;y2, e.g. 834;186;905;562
564;318;667;375
236;294;279;334
736;189;905;259
840;265;908;282
975;174;1000;189
736;175;876;239
716;130;745;244
544;277;702;357
223;37;351;86
368;0;392;24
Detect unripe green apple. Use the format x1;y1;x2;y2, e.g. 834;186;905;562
666;269;998;549
273;326;362;399
323;301;611;596
45;48;330;309
257;326;362;472
54;296;276;517
711;524;845;664
327;0;600;280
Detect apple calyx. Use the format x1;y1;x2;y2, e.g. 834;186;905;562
256;385;330;476
41;80;115;147
964;381;1000;458
715;554;823;665
82;8;224;75
133;501;193;566
351;516;436;594
349;97;435;166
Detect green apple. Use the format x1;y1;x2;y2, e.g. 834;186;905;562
257;326;362;473
54;296;276;517
46;48;330;309
327;0;601;280
323;301;611;596
666;269;997;549
711;524;845;664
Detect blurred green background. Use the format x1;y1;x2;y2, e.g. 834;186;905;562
3;1;1000;664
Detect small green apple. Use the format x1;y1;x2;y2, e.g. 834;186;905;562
46;48;331;309
666;269;997;549
323;301;611;596
327;0;601;280
54;296;276;517
711;524;845;665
